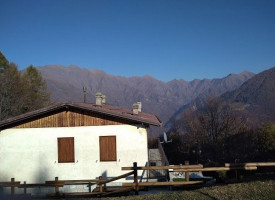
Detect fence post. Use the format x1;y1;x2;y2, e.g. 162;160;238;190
23;181;27;195
235;169;240;180
11;178;15;196
99;176;103;193
185;161;189;182
133;162;139;195
55;177;59;196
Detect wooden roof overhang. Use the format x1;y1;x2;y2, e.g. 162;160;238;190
0;102;162;130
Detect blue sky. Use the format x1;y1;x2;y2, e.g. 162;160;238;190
1;0;275;81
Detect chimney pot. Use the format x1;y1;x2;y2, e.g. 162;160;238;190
137;102;142;112
133;103;139;114
133;102;142;114
102;95;106;104
96;92;102;105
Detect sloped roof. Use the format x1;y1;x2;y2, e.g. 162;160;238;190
0;102;162;130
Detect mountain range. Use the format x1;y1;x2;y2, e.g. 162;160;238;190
167;66;275;132
222;66;275;123
37;65;255;135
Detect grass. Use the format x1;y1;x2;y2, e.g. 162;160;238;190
198;180;275;200
96;180;275;200
88;174;275;200
24;173;274;200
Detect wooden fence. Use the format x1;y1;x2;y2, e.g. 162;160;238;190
1;162;275;197
121;161;275;194
0;174;133;198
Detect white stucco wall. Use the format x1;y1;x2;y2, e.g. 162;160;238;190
0;124;148;188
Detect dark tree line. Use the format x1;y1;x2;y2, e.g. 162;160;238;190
163;97;275;166
0;51;50;121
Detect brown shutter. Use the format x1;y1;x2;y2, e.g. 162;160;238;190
100;136;116;161
58;137;75;163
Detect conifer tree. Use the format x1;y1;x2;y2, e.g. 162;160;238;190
0;52;50;120
21;65;50;112
0;51;9;71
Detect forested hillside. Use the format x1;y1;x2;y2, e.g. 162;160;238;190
164;67;275;165
222;66;275;122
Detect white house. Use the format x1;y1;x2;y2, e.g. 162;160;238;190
0;95;161;194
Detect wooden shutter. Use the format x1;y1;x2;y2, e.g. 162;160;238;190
58;137;75;163
100;136;117;161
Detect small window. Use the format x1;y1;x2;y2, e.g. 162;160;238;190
58;137;75;163
99;136;117;161
150;162;156;166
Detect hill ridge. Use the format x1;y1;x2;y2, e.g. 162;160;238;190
37;64;255;135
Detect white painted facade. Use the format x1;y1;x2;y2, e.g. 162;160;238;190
0;124;149;193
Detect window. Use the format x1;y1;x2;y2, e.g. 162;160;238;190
58;137;75;163
99;136;116;161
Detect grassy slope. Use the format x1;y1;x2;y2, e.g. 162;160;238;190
91;179;275;200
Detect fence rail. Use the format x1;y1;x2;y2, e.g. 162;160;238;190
122;164;203;170
1;162;275;197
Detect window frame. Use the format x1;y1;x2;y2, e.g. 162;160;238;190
57;137;75;163
99;136;117;162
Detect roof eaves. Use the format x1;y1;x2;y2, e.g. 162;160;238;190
0;102;162;129
0;103;68;129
